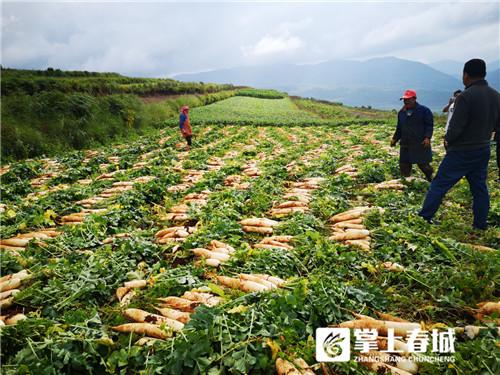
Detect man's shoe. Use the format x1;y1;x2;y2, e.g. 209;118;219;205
423;217;440;225
419;214;439;225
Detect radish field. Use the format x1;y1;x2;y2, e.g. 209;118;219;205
0;96;499;374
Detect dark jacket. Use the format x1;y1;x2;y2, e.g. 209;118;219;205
445;79;500;151
393;103;434;145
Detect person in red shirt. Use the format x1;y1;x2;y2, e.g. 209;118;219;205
179;105;193;150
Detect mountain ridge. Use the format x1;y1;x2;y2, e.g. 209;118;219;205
174;57;500;110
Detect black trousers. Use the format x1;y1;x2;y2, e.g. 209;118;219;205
399;162;434;182
497;139;500;178
185;135;192;146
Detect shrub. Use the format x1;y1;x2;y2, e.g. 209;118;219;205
236;88;286;99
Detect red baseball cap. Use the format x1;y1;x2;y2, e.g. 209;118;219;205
400;89;417;100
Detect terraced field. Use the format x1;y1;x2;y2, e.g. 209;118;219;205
0;97;498;374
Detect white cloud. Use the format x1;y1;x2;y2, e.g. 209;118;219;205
1;14;19;29
395;22;500;65
358;3;499;54
0;2;498;76
276;18;312;34
242;34;303;57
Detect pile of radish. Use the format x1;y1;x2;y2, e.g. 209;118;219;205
253;235;294;251
0;229;61;254
191;240;236;267
155;225;197;244
329;207;380;251
216;273;286;292
240;218;280;234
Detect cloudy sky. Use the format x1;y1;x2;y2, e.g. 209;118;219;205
2;1;499;77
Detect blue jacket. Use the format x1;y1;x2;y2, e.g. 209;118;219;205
179;113;187;130
393;103;433;146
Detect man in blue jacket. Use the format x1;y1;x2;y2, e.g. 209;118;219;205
391;89;434;181
419;59;500;230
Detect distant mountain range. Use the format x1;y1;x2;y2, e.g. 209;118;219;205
174;57;500;111
429;59;500;79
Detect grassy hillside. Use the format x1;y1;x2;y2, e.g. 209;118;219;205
1;68;235;160
0;68;395;161
1;68;233;96
0;93;498;374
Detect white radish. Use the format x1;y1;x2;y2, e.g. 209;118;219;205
5;313;27;325
242;226;274;234
0;278;21;293
205;258;221;267
0;289;20;300
112;323;169;339
124;280;147;289
239;218;279;227
191;248;230;262
123;308;184;332
153;307;191;324
239;274;277;289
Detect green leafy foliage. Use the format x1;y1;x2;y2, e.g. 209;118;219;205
236;88;286;99
0;91;498;375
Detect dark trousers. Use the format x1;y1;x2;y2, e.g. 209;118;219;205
185;135;192;146
419;146;491;229
497;139;499;178
400;163;434;181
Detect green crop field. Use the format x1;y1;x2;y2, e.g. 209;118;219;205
166;96;388;127
0;93;499;374
188;96;320;125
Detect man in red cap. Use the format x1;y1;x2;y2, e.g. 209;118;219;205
390;89;434;181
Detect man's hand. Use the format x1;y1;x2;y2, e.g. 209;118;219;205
422;138;431;148
390;138;397;147
443;140;448;149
